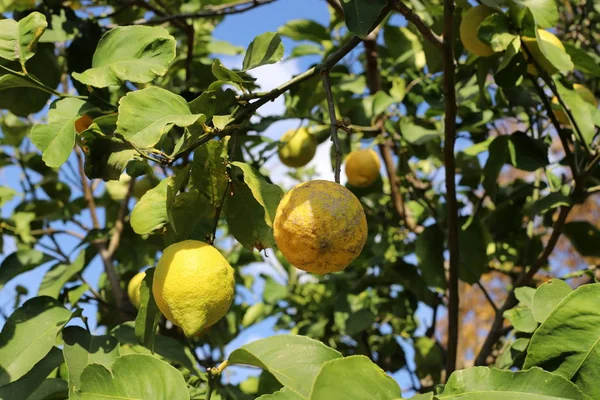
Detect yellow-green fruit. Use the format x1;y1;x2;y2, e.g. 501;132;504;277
459;5;499;57
345;149;381;188
278;128;317;168
127;271;146;309
553;84;598;125
273;180;368;274
133;176;157;199
522;30;565;76
152;240;235;337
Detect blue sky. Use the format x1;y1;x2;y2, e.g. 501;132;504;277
0;0;426;395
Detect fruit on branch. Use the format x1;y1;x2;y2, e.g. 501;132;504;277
278;128;317;168
345;149;381;188
459;5;500;57
127;271;146;309
552;84;598;125
74;114;93;133
273;180;368;274
522;29;565;76
152;240;235;337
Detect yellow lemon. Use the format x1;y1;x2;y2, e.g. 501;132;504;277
459;5;499;57
273;180;368;274
345;149;381;188
152;240;235;337
127;271;146;309
278;128;318;168
522;30;565;76
552;84;598;125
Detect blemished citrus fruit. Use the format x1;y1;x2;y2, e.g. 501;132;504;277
273;180;368;274
522;30;565;76
74;114;93;133
127;271;146;309
152;240;235;337
459;5;499;57
345;149;381;188
552;84;598;125
278;128;318;168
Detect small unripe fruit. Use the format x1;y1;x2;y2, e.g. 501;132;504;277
278;128;317;168
345;149;381;188
522;30;565;76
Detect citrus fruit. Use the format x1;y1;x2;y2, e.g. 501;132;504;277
522;30;565;76
127;271;146;309
345;149;381;188
459;5;499;57
273;180;368;274
74;114;93;133
152;240;235;337
278;128;318;168
552;84;598;125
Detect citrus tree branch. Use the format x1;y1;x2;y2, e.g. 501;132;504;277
390;0;443;49
442;0;460;378
321;70;342;183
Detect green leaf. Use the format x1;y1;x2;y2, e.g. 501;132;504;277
228;335;342;398
340;0;387;38
400;118;442;145
26;378;68;400
80;132;137;181
231;161;283;226
0;186;16;206
166;191;215;242
459;217;490;284
135;268;162;351
0;0;39;12
553;78;596;146
225;181;276;251
0;111;30;147
415;224;446;289
63;326;120;399
212;58;248;83
0;12;47;68
529;192;571;215
257;387;304;400
410;395;434;400
563;221;600;257
514;286;535;307
278;20;330;43
263;276;288;304
131;177;169;235
503;306;538;333
440;367;588;399
0;347;63;400
478;13;518;52
0;296;72;386
414;337;444;383
243;32;284;71
0;250;53;290
564;43;600;77
71;26;176;87
535;29;573;73
524;284;600;397
371;91;395;117
507;132;549;172
111;323;197;374
0;43;61;116
116;86;205;148
513;0;558;28
78;354;190;400
309;355;401;400
38;250;86;298
192;138;229;208
531;279;572;323
30;97;93;168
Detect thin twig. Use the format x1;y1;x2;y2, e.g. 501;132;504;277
442;0;460;378
321;70;341;183
105;178;135;258
476;281;498;313
31;228;86;240
390;0;443;49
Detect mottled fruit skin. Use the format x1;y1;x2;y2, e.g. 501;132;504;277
552;84;598;125
152;240;235;337
127;271;146;309
459;6;498;57
278;128;318;168
345;149;381;188
74;114;93;133
273;180;368;274
522;30;565;76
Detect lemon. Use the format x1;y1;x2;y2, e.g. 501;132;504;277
522;30;565;76
278;128;318;168
345;149;381;187
459;5;499;57
152;240;235;336
552;84;598;125
74;114;93;134
273;180;368;274
127;271;146;309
